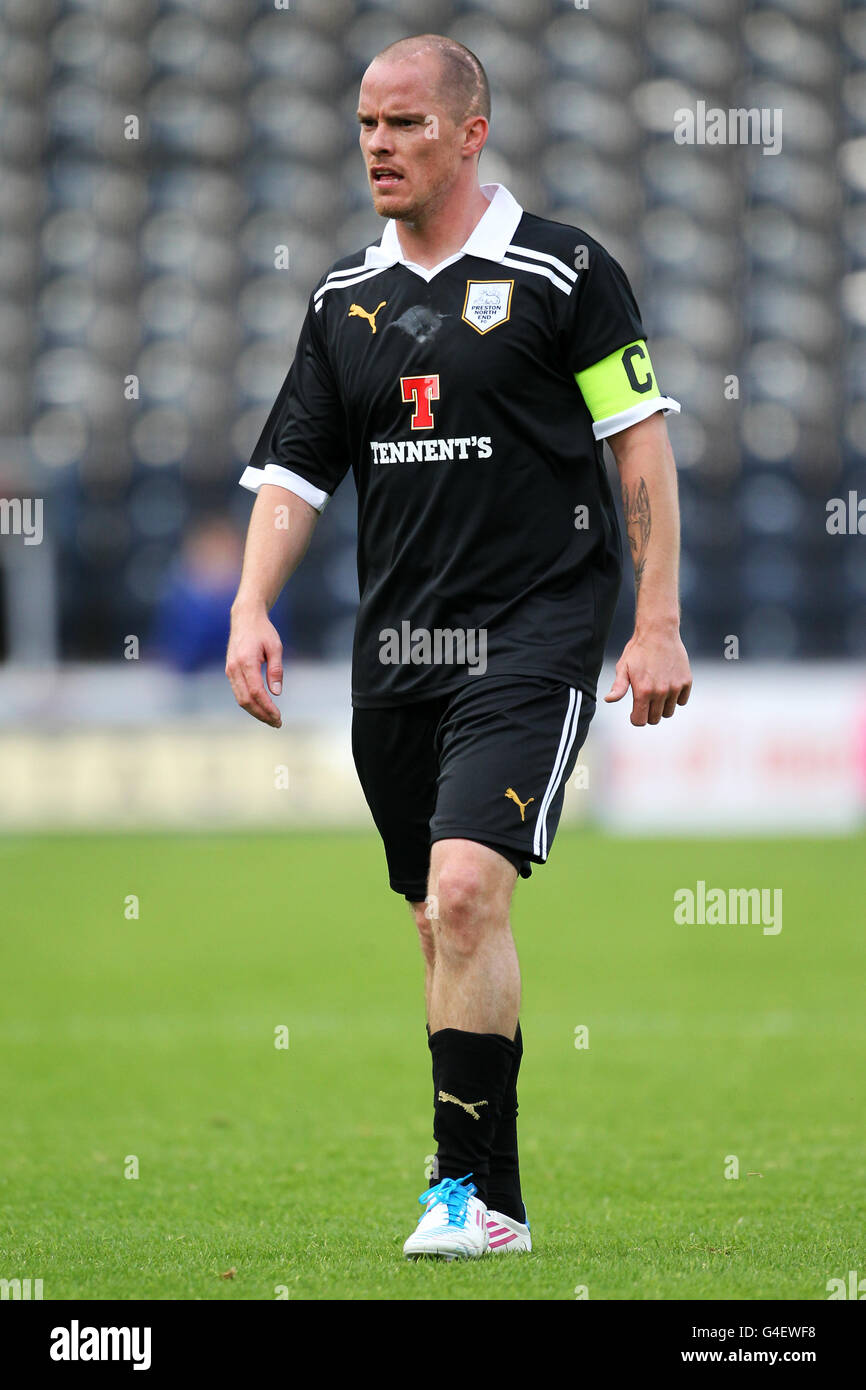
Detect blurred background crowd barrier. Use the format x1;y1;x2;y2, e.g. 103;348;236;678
0;0;864;832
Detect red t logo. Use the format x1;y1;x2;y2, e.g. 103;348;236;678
400;374;439;430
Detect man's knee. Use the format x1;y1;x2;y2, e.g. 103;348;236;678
429;841;514;959
435;860;486;928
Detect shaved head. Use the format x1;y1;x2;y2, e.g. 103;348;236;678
375;33;490;125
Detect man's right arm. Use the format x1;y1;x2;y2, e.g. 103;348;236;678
226;484;319;728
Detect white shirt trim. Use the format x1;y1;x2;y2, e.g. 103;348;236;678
239;463;330;512
592;396;681;441
499;254;573;296
362;183;525;283
507;243;578;285
313;264;390;309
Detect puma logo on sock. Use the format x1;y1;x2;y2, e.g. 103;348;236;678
438;1090;488;1121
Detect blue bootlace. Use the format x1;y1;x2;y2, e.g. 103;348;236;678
417;1174;476;1226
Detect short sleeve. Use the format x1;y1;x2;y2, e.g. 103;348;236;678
563;239;680;439
564;240;646;375
239;293;349;512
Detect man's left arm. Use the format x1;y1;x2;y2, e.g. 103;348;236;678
604;410;692;726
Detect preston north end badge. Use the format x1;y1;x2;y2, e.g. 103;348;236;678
461;279;514;335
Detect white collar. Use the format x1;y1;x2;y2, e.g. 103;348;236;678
364;183;524;282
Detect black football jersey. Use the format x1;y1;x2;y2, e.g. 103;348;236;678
240;184;679;706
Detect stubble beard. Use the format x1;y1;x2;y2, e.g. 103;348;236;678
372;161;459;228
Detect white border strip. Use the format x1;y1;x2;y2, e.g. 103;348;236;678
508;243;578;285
239;464;330;512
499;255;573;296
314;265;389;309
533;687;582;860
592;396;681;440
317;262;371;284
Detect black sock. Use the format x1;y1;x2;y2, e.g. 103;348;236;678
486;1022;525;1222
426;1021;525;1222
428;1027;516;1207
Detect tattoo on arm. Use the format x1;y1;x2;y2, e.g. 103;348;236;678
621;475;651;597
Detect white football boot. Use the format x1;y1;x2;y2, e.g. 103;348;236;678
403;1174;489;1260
485;1208;532;1253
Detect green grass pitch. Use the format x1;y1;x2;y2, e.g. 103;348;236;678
1;830;863;1301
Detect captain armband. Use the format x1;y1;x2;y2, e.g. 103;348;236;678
575;340;681;440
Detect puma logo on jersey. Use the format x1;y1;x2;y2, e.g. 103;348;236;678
505;787;535;821
438;1091;488;1121
348;300;387;333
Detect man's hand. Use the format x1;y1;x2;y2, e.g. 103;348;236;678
604;621;692;726
226;601;284;728
225;484;319;728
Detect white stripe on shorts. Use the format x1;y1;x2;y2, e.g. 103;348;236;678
532;687;582;861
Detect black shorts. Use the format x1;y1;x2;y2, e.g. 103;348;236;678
351;675;596;902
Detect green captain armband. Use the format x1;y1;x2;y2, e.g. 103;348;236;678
574;340;681;440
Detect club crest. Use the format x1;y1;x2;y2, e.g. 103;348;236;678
461;279;514;335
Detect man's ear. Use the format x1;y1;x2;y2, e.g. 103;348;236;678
463;115;488;159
